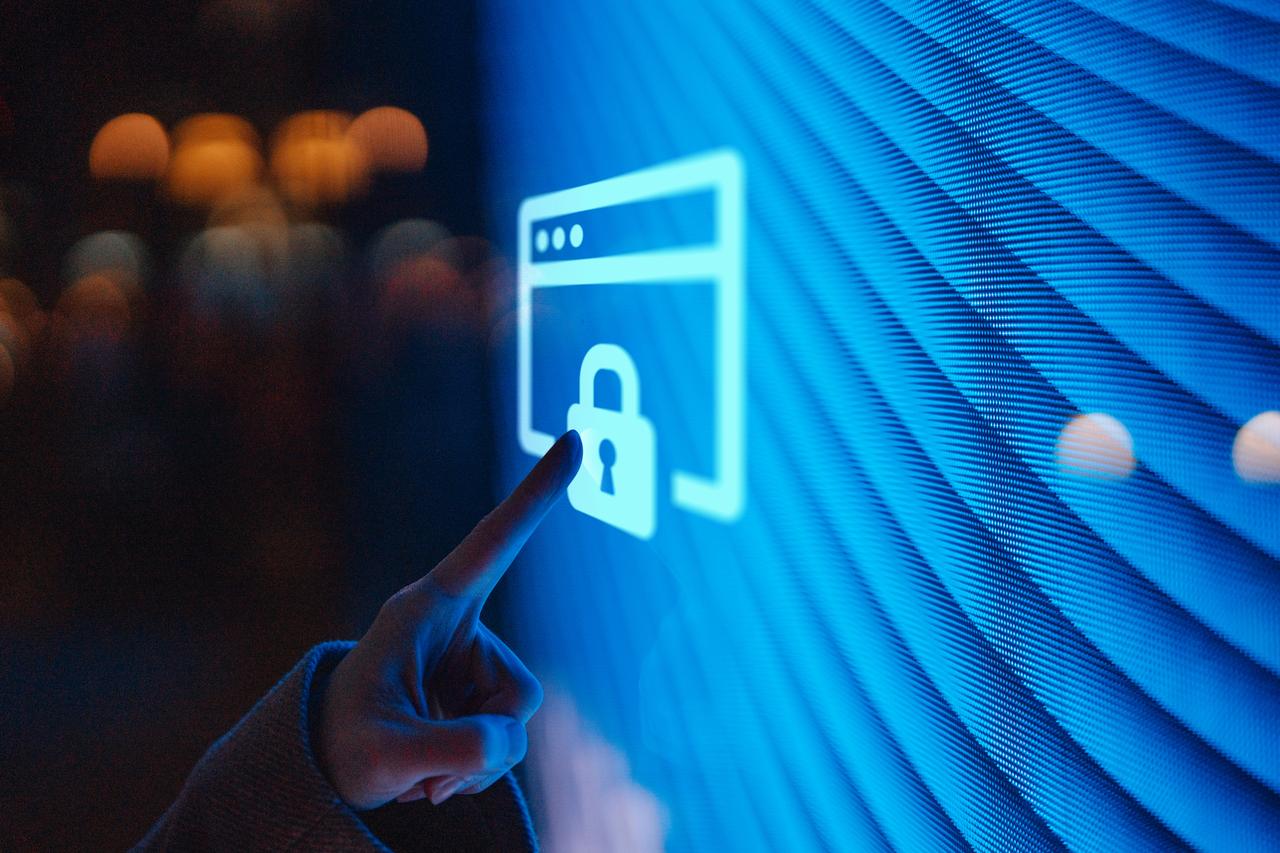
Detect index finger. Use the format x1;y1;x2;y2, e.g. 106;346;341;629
426;429;582;599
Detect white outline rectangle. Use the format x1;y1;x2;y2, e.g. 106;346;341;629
517;148;745;522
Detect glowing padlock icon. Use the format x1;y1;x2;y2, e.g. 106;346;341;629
567;343;657;539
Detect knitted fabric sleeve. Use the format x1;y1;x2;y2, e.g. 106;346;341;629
134;642;537;853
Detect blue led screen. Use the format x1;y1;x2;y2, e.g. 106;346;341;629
481;2;1280;850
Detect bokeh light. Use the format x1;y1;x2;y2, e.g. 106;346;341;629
208;186;291;264
1232;411;1280;484
287;221;345;269
347;106;428;173
166;114;264;206
180;225;277;327
167;140;263;207
54;273;134;346
0;280;40;375
428;235;492;276
368;218;449;281
173;113;260;147
1055;412;1136;479
0;277;44;340
284;221;346;297
270;110;368;206
377;253;468;329
365;221;489;334
0;308;30;372
209;184;288;231
89;113;170;180
64;231;151;288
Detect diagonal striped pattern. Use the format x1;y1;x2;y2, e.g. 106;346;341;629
484;1;1280;849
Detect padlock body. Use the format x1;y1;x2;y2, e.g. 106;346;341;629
567;402;656;539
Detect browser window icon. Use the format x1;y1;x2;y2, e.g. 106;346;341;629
517;149;746;534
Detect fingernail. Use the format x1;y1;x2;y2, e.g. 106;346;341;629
430;776;464;806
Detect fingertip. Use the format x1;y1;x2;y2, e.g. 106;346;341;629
561;428;583;466
503;717;527;766
472;714;525;771
424;429;583;598
508;428;581;518
548;429;583;491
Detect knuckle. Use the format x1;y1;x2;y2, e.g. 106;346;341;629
375;581;443;631
377;587;414;620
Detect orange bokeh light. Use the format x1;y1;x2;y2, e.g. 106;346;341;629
0;279;40;370
166;114;264;206
274;138;368;205
271;111;368;206
55;274;134;344
273;110;351;144
348;107;428;173
89;113;171;180
0;277;44;338
173;113;260;147
0;308;30;368
167;140;263;207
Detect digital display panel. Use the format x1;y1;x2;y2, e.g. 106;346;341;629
482;2;1280;850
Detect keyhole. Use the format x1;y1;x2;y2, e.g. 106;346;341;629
599;438;617;495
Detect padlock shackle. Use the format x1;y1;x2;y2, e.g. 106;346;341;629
578;343;641;414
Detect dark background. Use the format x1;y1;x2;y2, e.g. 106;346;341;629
0;1;499;847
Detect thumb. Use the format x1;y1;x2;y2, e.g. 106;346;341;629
407;714;527;781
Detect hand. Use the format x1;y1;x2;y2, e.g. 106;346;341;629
317;430;582;810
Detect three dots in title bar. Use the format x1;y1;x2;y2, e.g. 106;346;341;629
535;223;584;254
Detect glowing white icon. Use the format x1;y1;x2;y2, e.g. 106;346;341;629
566;344;657;539
517;149;746;537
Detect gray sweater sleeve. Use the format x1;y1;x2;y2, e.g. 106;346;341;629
135;642;538;853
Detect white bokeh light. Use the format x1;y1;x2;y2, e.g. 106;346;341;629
1055;412;1136;480
1232;410;1280;484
